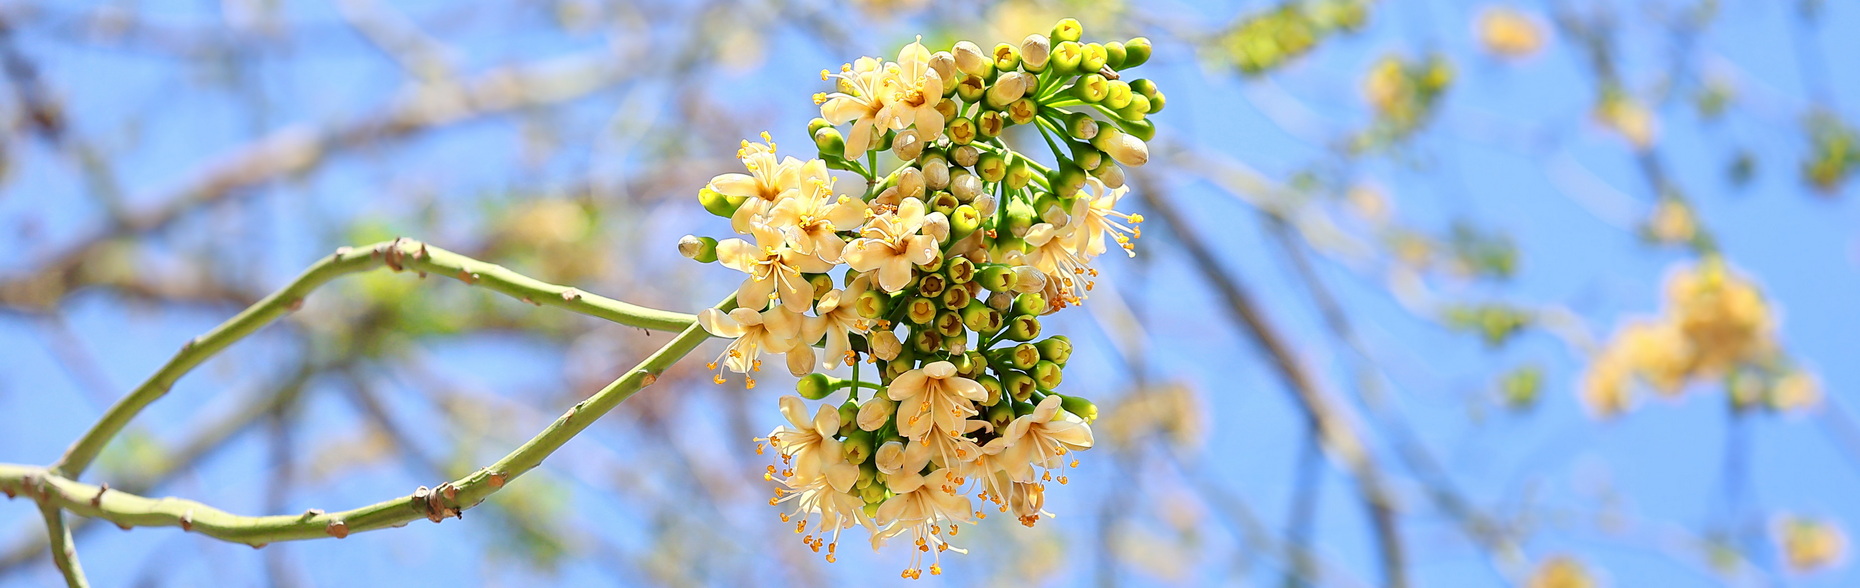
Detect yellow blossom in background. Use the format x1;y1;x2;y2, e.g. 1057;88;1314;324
1778;516;1846;573
1477;6;1546;58
1666;260;1774;374
1596;90;1658;150
1645;198;1696;245
1526;556;1597;588
1099;382;1205;449
1769;371;1822;412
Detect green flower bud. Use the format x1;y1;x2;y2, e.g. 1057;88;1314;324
1013;292;1048;316
1033;360;1064;391
1013;400;1037;417
995;342;1039;370
1048;160;1089;197
1129;79;1159;98
1007;97;1039;126
1117;94;1150;121
948;115;978;145
1103;41;1128;70
941;283;973;311
950;351;978;377
955;73;987;103
860;482;887;507
856;464;877;489
1122;37;1153;68
808;117;833;135
698;187;745;218
1145;91;1166;114
1005;198;1037;238
978;264;1019;292
1005;314;1042;341
935;310;966;338
906;296;939;325
1059;394;1098;423
1052;18;1083;43
910;328;942;354
930;191;961;217
961;300;1002;333
677;235;718;263
1003;371;1038;402
1069;142;1105;172
1080;42;1108;72
1005;157;1035;191
949;204;982;242
813;126;845;156
987;289;1013;312
1072;73;1110;103
1035;335;1073;365
855;289;891;320
987;395;1015;427
1051;41;1083;75
797;373;834;400
987;235;1027;260
917;273;948;298
976;110;1006;139
1065;111;1100;141
977;151;1008;183
1092;126;1150;167
946;256;976;284
838;401;860;436
806;273;834;300
1116;117;1157;141
1104;80;1134;110
978;374;1005;406
991;42;1021;71
882;356;912;381
842;429;874;464
919;249;946;273
1092;161;1126;189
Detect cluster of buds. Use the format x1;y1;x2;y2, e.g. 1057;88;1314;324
679;19;1159;578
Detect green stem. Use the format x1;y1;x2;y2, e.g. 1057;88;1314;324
3;295;730;548
50;238;696;480
37;504;85;588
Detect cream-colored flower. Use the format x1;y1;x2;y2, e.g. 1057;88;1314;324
699;307;803;383
717;224;835;313
1022;222;1093;305
1069;178;1143;258
1004;480;1051;527
768;395;860;488
888;361;988;441
772;470;872;562
984;395;1094;482
810;280;872;370
872;466;972;578
821;57;894;158
766;176;867;263
843;198;938;292
707;137;827;234
880;39;946;138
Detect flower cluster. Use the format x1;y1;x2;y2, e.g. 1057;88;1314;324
679;19;1160;578
1580;259;1816;418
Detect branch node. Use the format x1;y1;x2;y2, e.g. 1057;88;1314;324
250;543;267;550
457;270;477;285
286;297;304;311
115;522;131;531
488;471;508;489
561;288;582;301
300;508;325;521
639;370;658;387
382;239;407;272
90;483;108;507
179;509;194;532
335;246;353;257
326;520;349;539
521;296;538;306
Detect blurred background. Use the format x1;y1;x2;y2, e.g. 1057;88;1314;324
0;0;1857;585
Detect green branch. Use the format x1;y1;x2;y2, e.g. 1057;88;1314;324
4;293;729;549
35;505;84;588
49;238;696;480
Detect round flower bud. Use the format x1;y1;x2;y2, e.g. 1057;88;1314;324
1104;80;1134;110
927;51;957;87
893;127;925;160
1094;128;1150;166
1080;42;1108;72
910;329;942;354
986;72;1030;109
868;329;902;361
1092;161;1126;189
898;166;926;201
1033;360;1064;391
917;273;948;298
1072;73;1110;103
953;40;991;78
1145;91;1166;114
1123;37;1153;68
997;342;1039;370
1119;94;1151;121
797;372;834;400
1065;111;1100;141
977;264;1018;292
1021;34;1052;71
947;256;977;284
841;429;874;464
808;117;833;135
973;191;998;217
1005;158;1035;191
977;152;1008;183
905;296;939;325
1007;97;1039;126
698;187;745;218
976;110;1006;139
1051;40;1083;75
961;300;1001;333
955;73;987;103
991;42;1021;71
951;144;980;167
918;249;945;272
923;156;951;190
1011;266;1047;293
837;401;860;436
923;211;951;244
1070;144;1105;172
1005;314;1042;341
1103;41;1127;70
978;374;1005;407
1048;161;1089;197
1130;78;1159;98
947;116;978;145
1012;292;1048;316
949;204;982;242
1003;370;1038;402
854;289;891;319
934;310;965;338
1035;335;1073;365
929;191;960;216
677;234;718;263
940;284;972;312
813;126;845;156
986;394;1015;427
1052;18;1083;43
857;396;896;431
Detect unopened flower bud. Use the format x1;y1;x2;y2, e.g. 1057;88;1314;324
953;41;991;77
923;156;950;190
961;300;1002;333
976;110;1006;139
955;73;986;103
838;402;860;436
1035;335;1073;365
1007;98;1039;126
929;191;960;216
677;234;718;263
923;211;951;243
947;116;977;145
854;289;891;319
1005;158;1035;191
1065;111;1099;141
1021;34;1052;71
1104;79;1134;110
974;191;999;217
1005;314;1042;341
979;375;1006;407
940;283;972;311
928;51;957;88
1052;18;1083;43
1103;41;1128;70
950;204;982;242
1092;161;1126;189
813;126;845;156
1012;292;1048;316
935;310;965;338
952;144;980;167
1072;73;1110;103
842;429;874;464
1033;360;1064;391
1060;394;1098;423
1012;266;1046;293
1119;94;1151;121
1051;41;1083;75
1003;370;1038;402
797;372;834;400
1122;37;1153;68
986;72;1030;109
998;342;1039;370
899;166;926;200
977;264;1017;292
698;187;745;218
869;330;902;361
991;43;1020;71
1080;42;1108;72
906;297;939;325
1094;128;1150;166
893;127;925;160
1048;161;1089;197
976;152;1008;183
918;273;948;298
858;396;896;431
